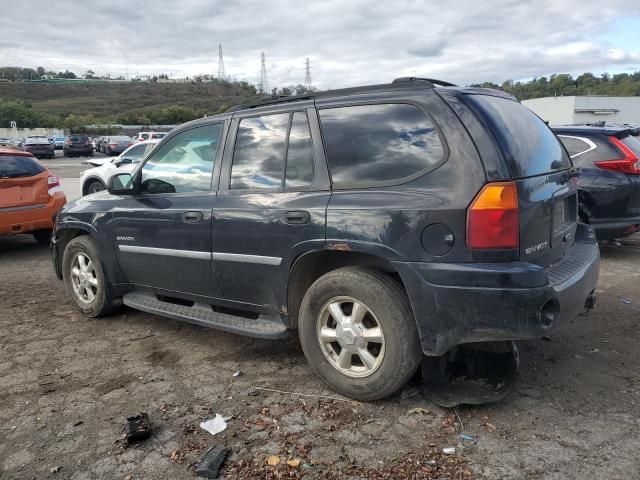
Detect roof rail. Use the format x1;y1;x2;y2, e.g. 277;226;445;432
392;77;457;87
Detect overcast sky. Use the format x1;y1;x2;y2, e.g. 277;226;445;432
2;0;639;89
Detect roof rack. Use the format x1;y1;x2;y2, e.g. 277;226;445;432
226;77;456;112
392;77;457;87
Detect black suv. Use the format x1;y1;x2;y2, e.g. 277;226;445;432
51;79;599;400
553;125;640;240
63;134;94;157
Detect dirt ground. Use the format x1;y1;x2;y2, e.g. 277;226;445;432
1;233;639;480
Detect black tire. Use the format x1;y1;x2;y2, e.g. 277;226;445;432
86;180;106;194
32;229;52;245
62;235;118;317
88;150;94;157
298;267;422;401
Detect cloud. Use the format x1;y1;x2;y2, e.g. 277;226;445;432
1;0;639;88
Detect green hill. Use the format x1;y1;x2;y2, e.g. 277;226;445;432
0;81;259;127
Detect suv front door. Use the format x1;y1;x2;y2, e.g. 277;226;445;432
213;104;330;312
111;122;227;299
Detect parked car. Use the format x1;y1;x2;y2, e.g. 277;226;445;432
0;147;66;243
51;135;66;150
554;125;640;240
22;136;55;159
63;134;93;157
79;140;159;195
0;137;14;147
52;78;599;401
134;131;168;142
102;136;133;155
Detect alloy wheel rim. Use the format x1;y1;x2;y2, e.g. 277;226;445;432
316;296;385;378
89;182;104;193
70;253;98;304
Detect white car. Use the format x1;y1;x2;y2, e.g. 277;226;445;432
134;131;167;142
80;140;159;195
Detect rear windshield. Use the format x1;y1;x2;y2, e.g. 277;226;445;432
25;137;50;145
0;155;45;178
621;135;640;157
70;135;88;141
467;94;571;178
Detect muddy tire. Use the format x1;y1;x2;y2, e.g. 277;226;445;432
298;267;422;401
62;235;118;317
87;180;106;194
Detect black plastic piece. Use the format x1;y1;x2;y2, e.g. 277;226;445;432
124;413;151;443
392;77;457;87
195;445;229;478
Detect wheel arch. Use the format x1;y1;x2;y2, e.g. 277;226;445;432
287;250;408;329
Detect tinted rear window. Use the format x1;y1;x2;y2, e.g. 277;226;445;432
319;103;445;187
70;135;88;141
25;137;50;145
0;155;45;178
468;95;570;177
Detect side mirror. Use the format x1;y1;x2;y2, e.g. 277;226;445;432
108;173;135;195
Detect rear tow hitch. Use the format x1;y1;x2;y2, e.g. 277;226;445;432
421;341;519;407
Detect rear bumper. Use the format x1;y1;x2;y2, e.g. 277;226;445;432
590;216;640;240
0;192;66;236
394;223;600;356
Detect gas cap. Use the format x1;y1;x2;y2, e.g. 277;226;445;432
421;223;455;256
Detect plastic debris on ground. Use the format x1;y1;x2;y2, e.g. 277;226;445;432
124;413;151;444
620;297;632;304
232;370;242;377
442;447;456;455
195;445;229;479
200;414;228;436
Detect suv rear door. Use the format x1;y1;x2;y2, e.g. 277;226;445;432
213;102;330;311
463;94;576;265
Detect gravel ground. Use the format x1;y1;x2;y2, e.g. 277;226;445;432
1;233;639;480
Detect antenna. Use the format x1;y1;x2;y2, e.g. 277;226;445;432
217;44;226;80
304;58;312;91
259;52;270;96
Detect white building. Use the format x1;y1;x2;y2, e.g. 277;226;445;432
522;96;640;125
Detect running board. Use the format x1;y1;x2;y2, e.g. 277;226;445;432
123;291;288;339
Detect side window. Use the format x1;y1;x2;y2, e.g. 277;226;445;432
230;113;289;189
319;103;444;187
558;135;595;158
122;143;147;162
285;112;315;188
140;124;222;194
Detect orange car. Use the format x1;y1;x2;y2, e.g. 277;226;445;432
0;147;66;244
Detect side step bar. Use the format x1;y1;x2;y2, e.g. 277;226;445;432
123;291;289;339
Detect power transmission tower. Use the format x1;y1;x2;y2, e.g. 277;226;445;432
259;52;270;96
304;58;312;91
217;44;226;81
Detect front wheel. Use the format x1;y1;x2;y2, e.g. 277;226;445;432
87;180;105;194
62;235;118;317
298;267;422;401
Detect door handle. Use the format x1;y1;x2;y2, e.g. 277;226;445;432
182;211;203;224
285;210;310;225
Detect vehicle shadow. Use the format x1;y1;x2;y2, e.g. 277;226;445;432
0;235;49;256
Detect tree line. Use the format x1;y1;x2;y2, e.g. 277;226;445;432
471;72;640;99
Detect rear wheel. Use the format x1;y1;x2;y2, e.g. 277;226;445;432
62;235;118;317
298;267;422;401
32;229;52;245
87;180;105;194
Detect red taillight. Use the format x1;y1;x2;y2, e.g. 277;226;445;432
66;139;73;145
594;136;640;175
110;143;117;147
467;181;519;249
